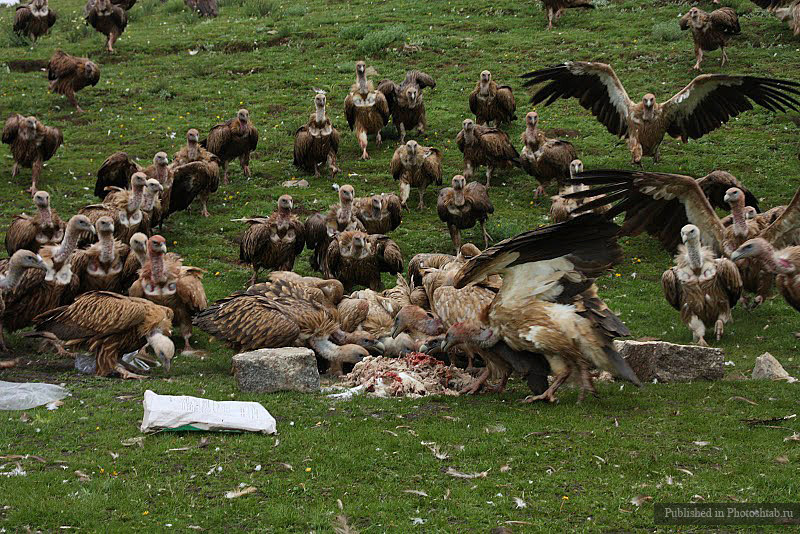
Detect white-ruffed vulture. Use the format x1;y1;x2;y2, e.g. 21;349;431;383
70;216;131;295
304;184;365;272
5;190;64;255
81;171;148;244
0;250;47;353
324;231;403;292
13;0;56;41
2;114;62;194
456;119;520;187
521;62;800;164
203;108;258;184
344;61;390;160
169;129;220;217
437;175;494;252
47;50;100;113
94;151;171;200
542;0;593;29
353;193;403;234
520;111;578;198
377;70;436;143
679;7;740;70
85;0;127;53
293;92;340;179
549;160;610;223
390;140;442;210
469;70;516;126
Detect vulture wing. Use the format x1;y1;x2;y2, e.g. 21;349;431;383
478;127;520;160
464;182;494;215
389;147;404;181
47;50;77;81
343;93;356;130
247;123;259;151
710;7;741;34
337;297;370;332
422;147;443;185
468;85;480;116
495;85;517;121
168;161;217;214
374;91;391;125
39;124;63;161
177;267;208;313
293;125;312;167
2;114;23;145
384;194;403;230
760;185;800;248
96;152;141;199
372;235;403;274
660;268;682;311
13;6;32;34
5;215;37;256
290;216;307;257
697;170;760;213
376;79;398;113
716;258;743;308
406;70;436;89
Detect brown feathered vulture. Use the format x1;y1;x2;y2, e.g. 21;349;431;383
85;0;127;53
469;70;516;127
732;239;800;324
521;62;800;165
70;216;131;295
679;7;740;70
542;0;593;30
520;111;578;198
0;250;47;353
294;92;340;179
773;1;800;36
169;129;220;217
407;243;482;288
304;184;366;272
2;114;62;194
33;291;174;379
344;61;390;160
336;285;414;360
185;0;218;16
238;195;306;286
140;178;164;229
119;232;148;290
437;175;494;252
94;151;171;200
353;193;403;235
13;0;56;41
81;171;148;244
324;231;403;292
84;0;137;11
5;190;64;255
377;70;436;143
390;140;442;210
47;50;100;113
456;119;520;187
549;160;610;224
260;271;345;308
203;109;258;184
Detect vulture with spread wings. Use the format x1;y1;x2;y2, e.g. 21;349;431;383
377;70;436;143
47;50;100;113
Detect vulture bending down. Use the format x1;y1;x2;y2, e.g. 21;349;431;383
390;140;443;209
33;292;174;379
520;111;578;198
407;244;482;288
85;0;127;53
203;109;258;184
469;71;516;126
2;114;62;194
324;231;403;292
304;185;365;272
13;0;56;40
0;251;47;353
549;160;609;223
70;216;131;295
542;0;593;30
662;225;742;346
733;239;800;324
456;119;520;187
521;62;800;164
238;195;306;286
169;129;220;217
81;172;148;244
5;190;64;255
679;7;740;70
94;151;171;200
437;175;494;252
377;70;436;143
353;193;403;235
47;50;100;113
293;92;340;179
344;61;390;160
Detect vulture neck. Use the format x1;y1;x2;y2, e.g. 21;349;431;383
730;199;749;239
309;337;350;361
357;72;368;94
54;223;80;264
186;143;198;161
98;232;116;264
453;188;465;207
642;104;656;122
133;248;147;267
20;125;35;142
479;80;490;96
37;205;53;227
149;250;166;283
141;190;157;212
463;129;475;144
155;164;169;184
315;105;326;124
128;184;144;214
685;239;704;273
338;202;352;224
760;245;795;275
0;261;26;290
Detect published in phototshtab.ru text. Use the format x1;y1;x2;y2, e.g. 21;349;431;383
655;503;800;525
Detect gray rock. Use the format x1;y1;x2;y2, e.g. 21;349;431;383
613;340;724;383
752;353;797;382
232;348;320;393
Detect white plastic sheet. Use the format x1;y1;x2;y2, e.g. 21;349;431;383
0;381;70;411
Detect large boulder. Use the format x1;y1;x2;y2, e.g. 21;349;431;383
613;340;724;383
232;348;320;394
752;353;797;383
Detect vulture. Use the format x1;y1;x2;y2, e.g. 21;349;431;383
81;171;148;244
542;0;593;30
437;175;494;252
84;0;137;11
344;61;390;160
85;0;127;53
732;239;800;322
304;184;365;272
32;292;174;379
71;216;131;295
390;140;443;209
662;224;742;346
140;178;164;228
2;114;62;194
185;0;218;16
679;7;741;70
377;70;436;143
549;160;609;223
521;62;800;165
520;111;578;198
456;119;520;187
442;214;642;403
261;271;345;308
407;243;482;287
13;0;56;41
324;231;403;292
0;250;48;353
169;129;220;218
773;1;800;36
129;236;207;353
238;194;306;286
293;92;340;179
120;232;148;290
353;193;403;234
94;151;171;200
469;70;517;127
203;109;258;184
5;190;65;255
47;50;100;113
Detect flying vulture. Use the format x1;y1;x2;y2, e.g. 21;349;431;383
2;114;62;194
169;129;220;217
13;0;56;41
390;140;443;209
293;92;340;179
469;70;516;126
519;111;578;198
344;61;390;160
47;50;100;113
377;70;436;143
437;175;494;252
324;231;403;292
85;0;127;53
5;190;65;255
0;250;47;353
679;7;740;70
456;119;520;187
203;109;258;184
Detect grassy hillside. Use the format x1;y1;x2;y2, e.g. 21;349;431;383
1;0;799;531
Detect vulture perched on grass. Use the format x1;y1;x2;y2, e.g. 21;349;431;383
85;0;127;53
81;171;148;243
169;129;220;218
324;231;403;292
203;109;258;184
442;214;642;403
520;111;578;198
33;291;174;379
70;216;131;295
304;185;365;272
0;250;47;353
549;160;609;223
13;0;56;41
185;0;218;17
456;119;520;187
469;71;516;127
47;50;100;113
353;193;403;234
5;190;64;255
662;224;742;346
679;6;740;70
85;0;137;11
238;195;306;286
293;92;340;179
437;175;494;252
377;70;436;143
521;62;800;165
2;114;62;194
542;0;593;30
344;61;390;160
94;151;171;200
390;140;443;209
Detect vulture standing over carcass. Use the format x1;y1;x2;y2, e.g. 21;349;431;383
70;216;131;295
5;190;64;255
469;70;516;127
437;175;494;252
662;224;742;346
129;236;207;354
377;70;436;143
521;62;800;165
81;171;148;244
442;214;642;403
293;92;340;179
2;114;62;194
390;140;443;209
679;6;740;70
47;50;100;113
85;0;127;53
542;0;594;30
324;231;403;292
94;151;171;200
353;193;403;234
344;61;390;160
407;243;482;288
203;109;258;184
13;0;56;41
304;184;365;272
238;194;306;286
169;129;220;217
185;0;218;16
0;251;47;353
456;119;520;187
549;160;609;223
33;292;174;379
519;111;578;198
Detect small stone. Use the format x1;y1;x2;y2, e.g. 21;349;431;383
232;348;320;393
613;340;724;383
752;353;797;382
282;179;309;188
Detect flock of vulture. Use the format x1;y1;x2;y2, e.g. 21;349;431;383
1;0;800;403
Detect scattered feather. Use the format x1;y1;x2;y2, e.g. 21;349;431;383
630;494;652;506
784;433;800;442
693;441;710;447
775;455;790;464
225;486;257;499
445;467;489;479
403;489;428;497
333;515;358;534
513;497;527;509
74;470;89;482
500;464;511;473
677;468;694;477
120;437;144;447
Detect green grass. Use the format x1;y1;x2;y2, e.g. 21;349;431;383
1;0;800;531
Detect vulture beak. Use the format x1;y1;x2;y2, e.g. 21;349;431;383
440;339;452;353
390;320;404;339
730;249;743;262
370;341;386;355
34;254;47;271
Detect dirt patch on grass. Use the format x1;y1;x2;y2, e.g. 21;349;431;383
224;41;256;53
266;104;287;117
7;59;47;72
56;115;92;125
547;128;581;138
266;37;289;47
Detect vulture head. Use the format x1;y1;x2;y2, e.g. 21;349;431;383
95;0;112;15
569;159;584;178
731;238;777;266
95;215;115;237
339;184;355;206
130;172;148;192
525;111;539;130
355;61;366;77
686;7;706;28
32;190;51;211
146;331;175;373
153;151;169;168
723;187;745;208
404;85;419;108
642;93;657;120
462;119;476;141
186;129;200;145
333;330;385;356
68;214;97;237
84;60;100;86
330;343;369;364
0;250;46;289
31;0;49;17
317;279;344;305
391;305;444;339
237;109;250;128
129;232;148;265
458;243;481;260
20;116;37;141
479;70;492;93
442;321;496;351
680;224;700;245
145;178;164;195
744;206;757;220
370;195;382;217
343;231;369;259
314;92;326;111
277;194;293;214
405;139;419;158
451;174;467;191
148;235;168;257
